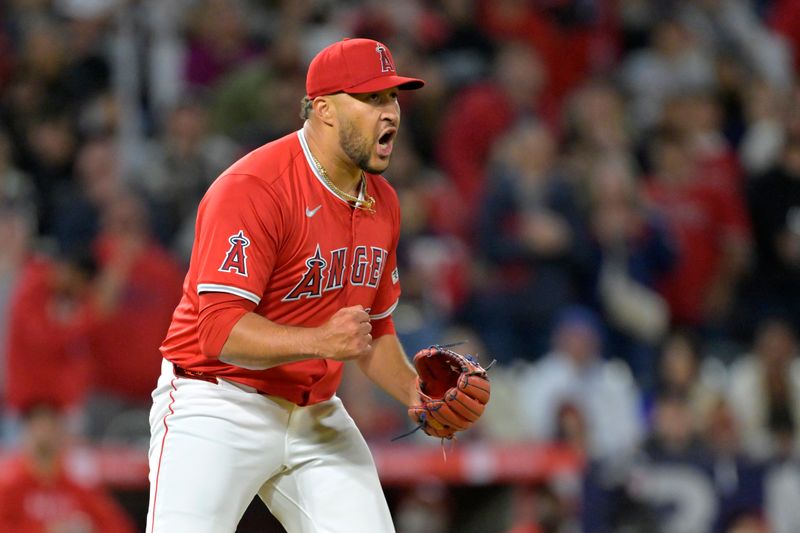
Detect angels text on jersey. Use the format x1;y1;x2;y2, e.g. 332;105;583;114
283;244;389;301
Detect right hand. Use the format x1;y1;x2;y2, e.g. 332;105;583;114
315;305;372;361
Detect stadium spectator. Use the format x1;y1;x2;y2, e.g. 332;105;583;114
644;130;751;330
633;392;718;533
137;99;239;255
585;156;675;385
85;193;183;442
4;249;99;425
745;135;800;330
52;135;122;252
517;307;643;459
728;318;800;459
621;18;715;131
472;121;589;360
562;80;633;198
703;397;767;533
654;330;719;422
0;403;135;532
21;113;78;235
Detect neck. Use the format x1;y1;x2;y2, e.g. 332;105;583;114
303;121;362;196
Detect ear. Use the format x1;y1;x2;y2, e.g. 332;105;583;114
312;96;337;127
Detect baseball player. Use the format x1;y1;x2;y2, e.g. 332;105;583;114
146;38;425;532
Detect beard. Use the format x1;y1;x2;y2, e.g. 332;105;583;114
339;120;387;174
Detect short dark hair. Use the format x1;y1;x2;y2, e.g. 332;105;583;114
299;96;313;120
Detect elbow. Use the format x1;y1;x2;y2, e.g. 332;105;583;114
197;312;226;358
197;305;249;359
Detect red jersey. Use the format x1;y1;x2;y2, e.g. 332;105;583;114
161;130;401;405
0;456;135;533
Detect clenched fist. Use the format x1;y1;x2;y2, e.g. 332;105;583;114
316;305;372;361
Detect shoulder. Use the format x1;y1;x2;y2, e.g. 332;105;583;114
203;132;303;204
218;131;304;188
201;173;279;215
198;172;286;235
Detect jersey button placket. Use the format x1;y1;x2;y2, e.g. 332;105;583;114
342;206;359;304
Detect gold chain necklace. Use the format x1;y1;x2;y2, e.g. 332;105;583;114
310;153;376;212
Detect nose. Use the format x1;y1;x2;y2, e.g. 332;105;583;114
380;102;399;126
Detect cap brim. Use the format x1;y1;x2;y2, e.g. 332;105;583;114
344;75;425;94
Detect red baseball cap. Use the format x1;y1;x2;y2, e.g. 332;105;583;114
306;38;425;98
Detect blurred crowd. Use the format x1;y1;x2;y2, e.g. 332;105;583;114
0;0;799;531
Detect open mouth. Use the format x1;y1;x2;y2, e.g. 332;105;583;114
376;129;396;157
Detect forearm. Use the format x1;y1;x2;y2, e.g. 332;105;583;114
219;312;323;370
357;334;419;407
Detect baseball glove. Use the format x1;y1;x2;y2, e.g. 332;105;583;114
408;345;491;440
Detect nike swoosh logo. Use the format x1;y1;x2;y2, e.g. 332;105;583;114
305;205;322;217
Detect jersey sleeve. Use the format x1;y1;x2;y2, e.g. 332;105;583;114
369;201;401;323
193;173;283;305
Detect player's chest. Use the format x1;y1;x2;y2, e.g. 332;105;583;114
273;203;392;301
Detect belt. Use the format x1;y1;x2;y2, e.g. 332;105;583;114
173;363;218;384
172;363;260;394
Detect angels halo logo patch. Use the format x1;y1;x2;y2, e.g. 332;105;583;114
219;230;251;276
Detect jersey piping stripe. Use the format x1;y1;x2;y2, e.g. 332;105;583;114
150;377;177;533
296;129;365;205
369;299;398;320
198;283;261;304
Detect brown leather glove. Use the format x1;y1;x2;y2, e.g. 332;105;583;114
408;345;491;439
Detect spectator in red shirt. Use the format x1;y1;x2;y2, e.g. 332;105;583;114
662;91;750;213
0;403;135;533
4;238;129;430
644;131;751;328
4;249;99;418
87;193;184;440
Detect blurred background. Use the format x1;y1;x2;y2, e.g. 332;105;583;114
0;0;799;531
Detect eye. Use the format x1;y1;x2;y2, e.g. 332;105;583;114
370;93;381;103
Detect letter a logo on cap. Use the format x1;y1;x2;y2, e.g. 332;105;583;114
376;44;395;73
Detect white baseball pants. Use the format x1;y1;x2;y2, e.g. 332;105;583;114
146;359;394;533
